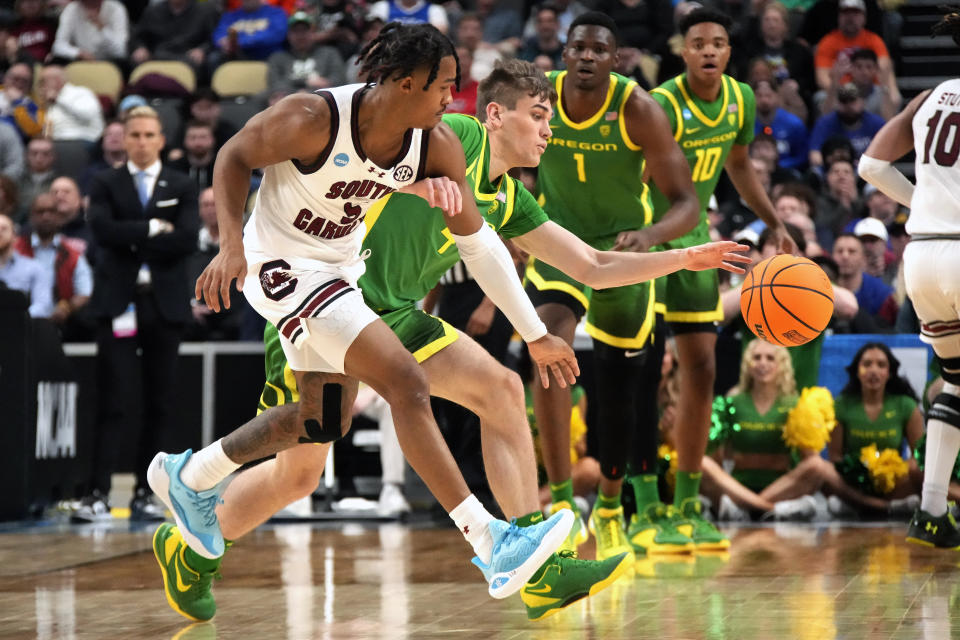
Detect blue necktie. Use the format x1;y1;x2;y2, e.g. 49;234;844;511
135;170;149;208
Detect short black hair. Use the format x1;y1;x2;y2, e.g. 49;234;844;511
568;11;620;46
932;5;960;46
357;22;460;90
850;48;878;64
678;8;733;37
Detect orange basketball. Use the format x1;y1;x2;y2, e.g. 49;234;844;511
740;254;834;346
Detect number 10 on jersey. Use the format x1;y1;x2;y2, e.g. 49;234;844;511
691;146;722;182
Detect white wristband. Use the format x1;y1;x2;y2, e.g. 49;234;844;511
452;223;548;342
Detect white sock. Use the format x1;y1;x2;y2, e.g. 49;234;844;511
921;418;960;517
179;440;241;492
449;494;495;565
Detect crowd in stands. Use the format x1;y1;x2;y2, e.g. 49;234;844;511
0;0;937;515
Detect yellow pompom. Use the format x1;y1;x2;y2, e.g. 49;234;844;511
783;387;837;452
659;444;678;489
860;445;909;495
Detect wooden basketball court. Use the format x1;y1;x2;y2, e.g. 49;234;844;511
2;520;958;639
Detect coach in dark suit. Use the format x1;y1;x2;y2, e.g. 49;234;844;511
79;105;199;522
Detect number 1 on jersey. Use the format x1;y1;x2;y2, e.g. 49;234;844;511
573;152;586;182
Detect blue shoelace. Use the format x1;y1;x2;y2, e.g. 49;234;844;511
191;492;223;528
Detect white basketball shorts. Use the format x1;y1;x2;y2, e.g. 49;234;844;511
244;258;379;374
904;239;960;359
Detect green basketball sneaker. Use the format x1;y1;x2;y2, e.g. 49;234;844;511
550;501;588;552
906;508;960;549
154;523;219;621
628;502;694;555
676;497;730;551
588;504;635;562
521;551;633;621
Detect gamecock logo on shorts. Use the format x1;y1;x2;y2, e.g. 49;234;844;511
259;259;298;301
393;164;413;182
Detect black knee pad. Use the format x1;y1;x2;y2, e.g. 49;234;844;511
938;355;960;385
298;383;344;444
929;391;960;431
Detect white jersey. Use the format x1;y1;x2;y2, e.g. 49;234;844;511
909;78;960;236
244;83;427;278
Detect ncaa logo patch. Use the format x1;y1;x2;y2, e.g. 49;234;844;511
682;109;692;120
393;165;414;181
333;153;349;167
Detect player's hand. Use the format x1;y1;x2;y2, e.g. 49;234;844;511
682;241;753;273
528;333;579;389
612;228;654;252
465;297;496;336
196;246;246;312
769;223;800;255
401;176;463;216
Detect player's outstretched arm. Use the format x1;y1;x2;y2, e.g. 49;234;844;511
612;88;699;252
423;123;579;388
859;90;931;207
513;220;751;289
723;144;798;256
197;93;333;312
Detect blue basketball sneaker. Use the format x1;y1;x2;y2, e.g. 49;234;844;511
471;508;574;599
148;450;224;559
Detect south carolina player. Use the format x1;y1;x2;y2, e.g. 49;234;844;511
859;7;960;548
146;22;579;593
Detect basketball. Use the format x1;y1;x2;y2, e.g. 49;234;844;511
740;254;834;346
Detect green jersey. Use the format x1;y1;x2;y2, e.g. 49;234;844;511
538;70;653;250
711;392;798;491
649;74;755;247
836;393;918;455
359;114;548;312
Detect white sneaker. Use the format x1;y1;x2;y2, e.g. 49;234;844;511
827;495;858;519
71;491;113;523
887;494;920;517
771;495;818;521
718;494;751;522
377;483;411;516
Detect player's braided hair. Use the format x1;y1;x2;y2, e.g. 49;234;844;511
932;5;960;46
357;22;460;90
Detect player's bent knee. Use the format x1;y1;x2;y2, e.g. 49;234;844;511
298;383;346;444
381;364;431;412
929;391;960;431
280;463;324;498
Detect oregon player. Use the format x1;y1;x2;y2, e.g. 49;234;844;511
639;8;796;551
525;12;705;560
157;59;748;623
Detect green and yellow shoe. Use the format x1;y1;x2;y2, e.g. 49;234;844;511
628;502;695;555
550;501;588;552
521;551;633;621
588;504;635;562
676;498;730;551
154;523;219;621
906;508;960;549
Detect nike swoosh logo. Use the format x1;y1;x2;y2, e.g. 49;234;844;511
173;545;198;593
525;583;553;595
624;350;644;358
885;411;895;418
686;127;701;134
